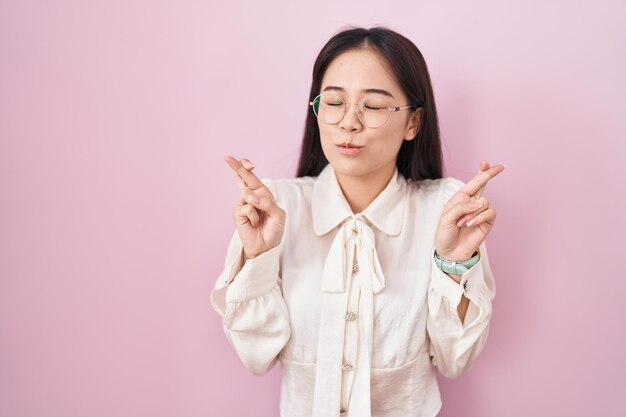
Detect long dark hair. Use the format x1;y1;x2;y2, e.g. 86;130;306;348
296;26;443;181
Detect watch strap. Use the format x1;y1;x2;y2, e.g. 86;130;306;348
434;250;480;274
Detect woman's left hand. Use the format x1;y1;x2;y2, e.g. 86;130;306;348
434;160;506;262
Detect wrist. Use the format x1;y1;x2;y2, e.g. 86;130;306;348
434;249;479;262
242;250;256;262
433;249;480;275
243;246;276;262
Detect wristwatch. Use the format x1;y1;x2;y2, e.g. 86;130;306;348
434;250;480;274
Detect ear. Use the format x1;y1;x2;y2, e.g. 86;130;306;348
404;108;423;141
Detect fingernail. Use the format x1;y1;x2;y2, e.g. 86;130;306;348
466;218;477;226
469;201;482;209
242;160;256;169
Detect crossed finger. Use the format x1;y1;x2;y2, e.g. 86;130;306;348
461;160;505;198
472;160;489;201
455;160;504;227
224;155;265;191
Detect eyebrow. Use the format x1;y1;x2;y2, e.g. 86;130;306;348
322;85;395;99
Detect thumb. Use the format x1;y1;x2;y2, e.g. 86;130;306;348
244;194;285;223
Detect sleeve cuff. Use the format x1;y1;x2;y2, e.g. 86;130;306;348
210;231;282;317
430;245;486;307
224;243;282;303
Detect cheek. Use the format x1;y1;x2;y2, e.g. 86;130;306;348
318;125;336;147
375;124;406;146
317;127;335;155
388;118;409;136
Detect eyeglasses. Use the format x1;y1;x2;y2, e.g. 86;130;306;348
309;93;417;129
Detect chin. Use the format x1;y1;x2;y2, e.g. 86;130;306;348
330;160;373;177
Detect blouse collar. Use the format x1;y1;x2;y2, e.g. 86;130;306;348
311;163;408;237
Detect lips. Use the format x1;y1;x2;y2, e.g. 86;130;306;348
338;143;362;148
337;144;363;155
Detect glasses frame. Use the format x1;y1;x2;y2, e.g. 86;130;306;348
309;93;418;129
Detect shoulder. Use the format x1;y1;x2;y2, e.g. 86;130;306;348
406;176;467;200
441;176;467;197
259;175;317;206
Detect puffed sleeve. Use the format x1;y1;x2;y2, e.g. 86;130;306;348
426;177;497;379
209;179;291;376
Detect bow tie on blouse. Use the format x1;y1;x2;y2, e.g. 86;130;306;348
312;213;385;417
310;164;407;417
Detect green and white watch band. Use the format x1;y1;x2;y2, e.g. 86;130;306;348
434;250;480;274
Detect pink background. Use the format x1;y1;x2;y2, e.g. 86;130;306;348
1;1;624;416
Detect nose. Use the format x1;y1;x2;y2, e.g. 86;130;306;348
338;102;363;132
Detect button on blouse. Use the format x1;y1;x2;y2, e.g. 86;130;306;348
210;163;496;417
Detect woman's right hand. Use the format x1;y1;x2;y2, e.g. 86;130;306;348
224;155;286;260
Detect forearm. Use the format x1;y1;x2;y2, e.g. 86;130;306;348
445;272;470;324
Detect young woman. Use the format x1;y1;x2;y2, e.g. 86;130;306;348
211;26;505;417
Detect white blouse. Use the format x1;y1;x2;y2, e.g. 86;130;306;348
210;163;496;417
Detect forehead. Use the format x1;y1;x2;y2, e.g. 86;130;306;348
321;48;402;96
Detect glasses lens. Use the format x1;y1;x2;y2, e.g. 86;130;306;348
313;94;345;124
360;97;390;128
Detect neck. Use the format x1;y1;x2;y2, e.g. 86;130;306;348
335;164;396;214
